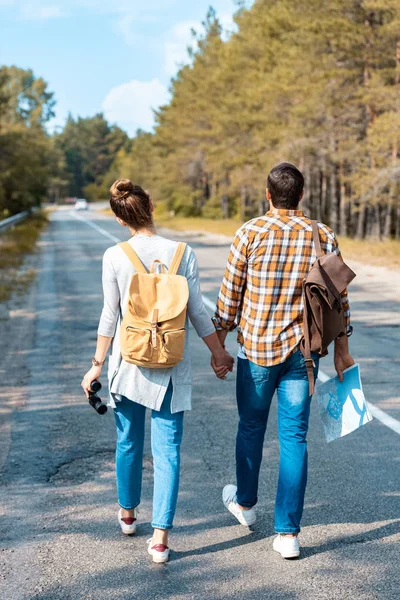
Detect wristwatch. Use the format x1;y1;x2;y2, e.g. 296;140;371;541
211;316;223;331
92;357;105;367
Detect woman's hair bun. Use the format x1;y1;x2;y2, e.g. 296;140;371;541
109;177;153;229
110;178;134;197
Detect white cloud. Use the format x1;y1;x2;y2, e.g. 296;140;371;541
113;12;136;45
2;0;177;23
20;3;64;19
164;20;199;77
102;78;169;136
163;12;237;77
219;12;236;40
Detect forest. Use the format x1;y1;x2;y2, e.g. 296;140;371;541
1;0;400;239
0;66;129;216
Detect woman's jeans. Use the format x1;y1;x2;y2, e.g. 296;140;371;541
236;350;319;534
113;382;184;530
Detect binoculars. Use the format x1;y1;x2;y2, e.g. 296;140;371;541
88;379;108;415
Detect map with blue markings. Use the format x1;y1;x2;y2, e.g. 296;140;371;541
316;364;373;442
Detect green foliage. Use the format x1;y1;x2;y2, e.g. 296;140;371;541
54;113;129;198
0;66;55;216
101;0;400;238
2;0;400;239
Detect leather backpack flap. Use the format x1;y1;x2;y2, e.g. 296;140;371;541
320;253;356;293
305;259;348;353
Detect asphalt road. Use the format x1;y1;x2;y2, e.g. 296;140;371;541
1;207;399;600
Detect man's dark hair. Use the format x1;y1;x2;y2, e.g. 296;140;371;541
267;162;304;209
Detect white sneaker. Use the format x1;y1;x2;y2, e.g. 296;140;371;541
222;484;257;527
118;507;137;535
273;534;300;559
147;538;170;563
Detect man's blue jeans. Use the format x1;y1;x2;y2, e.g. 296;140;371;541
113;382;184;530
236;350;319;534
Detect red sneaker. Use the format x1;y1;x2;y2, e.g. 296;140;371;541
147;538;170;563
118;508;137;535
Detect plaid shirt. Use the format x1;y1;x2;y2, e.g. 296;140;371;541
216;209;351;366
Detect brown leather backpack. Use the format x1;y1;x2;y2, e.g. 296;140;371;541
300;221;356;394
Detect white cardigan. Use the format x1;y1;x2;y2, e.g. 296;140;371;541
97;233;215;413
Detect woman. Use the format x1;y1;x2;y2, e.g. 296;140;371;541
81;179;233;563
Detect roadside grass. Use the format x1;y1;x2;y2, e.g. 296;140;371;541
155;214;241;237
101;208;241;237
337;237;400;268
101;208;400;268
0;211;48;303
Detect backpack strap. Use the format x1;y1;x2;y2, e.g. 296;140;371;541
168;242;187;275
118;242;147;273
301;283;316;396
302;223;322;395
312;221;323;258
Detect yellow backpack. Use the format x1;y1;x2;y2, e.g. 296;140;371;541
118;241;189;368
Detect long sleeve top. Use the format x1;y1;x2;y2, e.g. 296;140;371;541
98;233;215;413
216;209;351;366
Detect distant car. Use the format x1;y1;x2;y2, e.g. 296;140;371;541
74;199;88;211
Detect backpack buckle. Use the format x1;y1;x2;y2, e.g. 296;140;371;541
304;358;316;369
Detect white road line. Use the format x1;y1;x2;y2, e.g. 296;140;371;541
72;210;400;436
364;403;400;435
70;211;120;243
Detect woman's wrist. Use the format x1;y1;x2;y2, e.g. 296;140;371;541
212;347;226;360
92;357;105;367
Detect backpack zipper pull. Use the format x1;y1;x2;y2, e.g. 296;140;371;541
151;309;159;348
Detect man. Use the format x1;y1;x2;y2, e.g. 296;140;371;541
213;162;354;559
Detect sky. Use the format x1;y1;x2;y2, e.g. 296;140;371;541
0;0;240;136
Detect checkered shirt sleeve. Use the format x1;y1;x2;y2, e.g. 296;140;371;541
216;227;248;331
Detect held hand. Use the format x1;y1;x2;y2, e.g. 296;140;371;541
334;352;355;383
211;349;234;379
211;355;229;379
81;365;102;398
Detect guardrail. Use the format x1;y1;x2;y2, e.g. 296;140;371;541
0;209;36;232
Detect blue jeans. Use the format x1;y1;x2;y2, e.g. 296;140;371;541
113;382;184;530
236;350;319;534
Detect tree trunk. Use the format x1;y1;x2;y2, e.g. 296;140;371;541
369;204;381;239
240;185;248;222
321;170;327;222
384;201;393;238
347;189;353;238
316;170;323;221
396;201;400;239
259;197;267;215
329;167;338;231
386;136;398;238
339;163;347;236
356;204;367;239
303;163;311;215
221;194;229;219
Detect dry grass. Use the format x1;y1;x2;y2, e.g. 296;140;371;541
338;237;400;268
102;209;400;268
102;209;242;236
155;214;241;237
155;216;400;267
0;211;48;303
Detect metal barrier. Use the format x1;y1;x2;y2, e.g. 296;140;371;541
0;209;36;232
